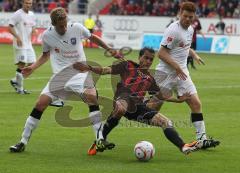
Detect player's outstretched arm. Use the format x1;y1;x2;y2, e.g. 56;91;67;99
164;92;191;103
73;62;112;75
22;52;50;78
89;34;111;51
154;92;191;103
89;34;121;59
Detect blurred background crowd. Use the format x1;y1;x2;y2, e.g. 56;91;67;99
0;0;240;18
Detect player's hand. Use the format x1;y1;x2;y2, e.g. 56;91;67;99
107;48;125;61
178;92;191;102
73;62;90;72
195;56;205;65
16;37;23;47
175;67;187;80
22;66;34;78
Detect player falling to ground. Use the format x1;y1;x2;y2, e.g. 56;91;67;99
73;47;203;155
8;0;36;94
9;7;116;153
152;2;219;148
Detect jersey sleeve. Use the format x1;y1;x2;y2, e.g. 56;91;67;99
161;25;179;50
41;31;51;53
75;23;91;40
9;11;20;26
110;61;128;75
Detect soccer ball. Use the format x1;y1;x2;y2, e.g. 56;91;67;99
134;141;155;161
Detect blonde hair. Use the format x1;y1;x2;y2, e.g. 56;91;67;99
50;7;67;25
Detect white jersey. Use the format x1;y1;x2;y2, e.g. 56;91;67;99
9;9;36;49
156;21;193;73
42;22;91;74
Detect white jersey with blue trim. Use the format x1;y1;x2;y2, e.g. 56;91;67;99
42;22;91;74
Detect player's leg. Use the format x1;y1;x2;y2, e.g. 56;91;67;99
153;70;175;111
11;49;27;94
178;77;220;149
146;95;164;111
9;94;52;152
89;99;127;153
82;88;105;140
149;113;202;154
10;61;26;93
134;105;186;151
185;94;220;148
84;89;120;153
102;99;128;140
65;72;104;141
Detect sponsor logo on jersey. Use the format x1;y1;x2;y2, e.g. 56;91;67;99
71;38;76;45
55;48;60;53
179;42;184;47
62;50;79;58
167;37;173;43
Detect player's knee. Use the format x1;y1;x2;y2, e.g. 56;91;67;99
35;101;48;112
191;100;202;111
151;113;172;128
113;102;126;117
17;62;25;69
83;89;97;104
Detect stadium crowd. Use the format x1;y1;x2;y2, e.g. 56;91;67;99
0;0;240;18
109;0;240;18
0;0;88;14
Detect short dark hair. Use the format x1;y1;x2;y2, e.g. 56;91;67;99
180;2;196;13
139;47;155;57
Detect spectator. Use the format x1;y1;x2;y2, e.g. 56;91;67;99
215;16;225;35
84;13;95;47
68;0;78;14
144;0;153;16
232;3;240;18
78;0;88;14
48;0;59;13
95;14;103;32
109;1;120;15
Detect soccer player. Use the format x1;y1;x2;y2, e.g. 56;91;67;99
8;0;36;94
73;47;203;155
9;7;115;153
154;2;219;148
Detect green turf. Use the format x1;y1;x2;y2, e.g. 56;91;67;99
0;44;240;173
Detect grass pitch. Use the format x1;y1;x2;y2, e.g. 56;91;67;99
0;44;240;173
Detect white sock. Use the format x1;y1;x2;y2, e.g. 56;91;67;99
89;111;103;140
193;121;207;140
20;116;39;145
16;71;24;91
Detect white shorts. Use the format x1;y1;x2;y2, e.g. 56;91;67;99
14;48;36;64
41;72;95;102
154;70;197;97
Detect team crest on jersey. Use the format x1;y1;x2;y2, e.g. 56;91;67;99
71;38;76;45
